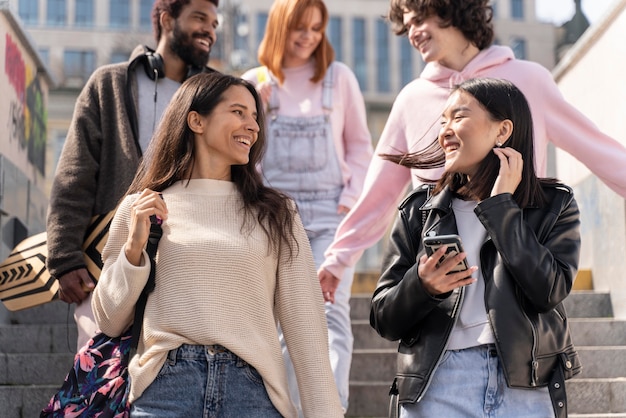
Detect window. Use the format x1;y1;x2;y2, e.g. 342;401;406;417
18;0;38;25
352;17;367;90
38;48;50;66
511;0;524;20
140;0;152;30
64;50;96;80
511;37;526;59
399;38;414;88
47;0;66;26
75;0;94;27
256;12;268;56
110;0;130;28
376;20;390;93
328;16;343;62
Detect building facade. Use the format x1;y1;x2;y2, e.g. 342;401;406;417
552;0;626;318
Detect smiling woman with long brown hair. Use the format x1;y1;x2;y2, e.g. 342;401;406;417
92;72;343;417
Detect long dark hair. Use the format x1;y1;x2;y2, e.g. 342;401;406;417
383;78;555;208
127;72;298;256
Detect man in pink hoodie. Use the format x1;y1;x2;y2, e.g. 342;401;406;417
319;0;626;296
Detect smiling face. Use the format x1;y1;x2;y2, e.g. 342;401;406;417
168;0;219;68
438;90;507;178
402;10;474;71
189;85;260;180
283;6;324;68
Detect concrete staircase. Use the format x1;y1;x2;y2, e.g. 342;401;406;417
346;290;626;418
0;289;625;417
0;301;77;418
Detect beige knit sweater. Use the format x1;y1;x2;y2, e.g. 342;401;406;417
92;179;342;417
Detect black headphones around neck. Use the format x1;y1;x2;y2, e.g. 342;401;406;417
143;51;165;80
142;50;205;81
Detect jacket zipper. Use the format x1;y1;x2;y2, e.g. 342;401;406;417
519;292;539;386
417;285;465;402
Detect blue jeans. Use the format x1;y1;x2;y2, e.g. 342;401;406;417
401;345;554;418
131;344;282;418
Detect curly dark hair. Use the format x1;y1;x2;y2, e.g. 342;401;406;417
387;0;494;50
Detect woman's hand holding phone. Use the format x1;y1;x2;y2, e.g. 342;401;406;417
419;235;477;296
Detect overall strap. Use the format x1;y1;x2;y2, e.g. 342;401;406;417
265;67;281;114
322;62;334;112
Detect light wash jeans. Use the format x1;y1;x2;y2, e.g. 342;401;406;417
401;345;554;418
282;194;354;415
131;344;282;418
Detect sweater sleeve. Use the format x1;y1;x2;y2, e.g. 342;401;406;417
274;210;343;417
91;195;151;337
334;63;373;208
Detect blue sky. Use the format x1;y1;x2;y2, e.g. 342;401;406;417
535;0;616;25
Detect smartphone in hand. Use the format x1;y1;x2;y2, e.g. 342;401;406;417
423;234;469;273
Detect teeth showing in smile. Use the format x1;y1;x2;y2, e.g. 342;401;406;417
445;145;459;153
236;137;251;146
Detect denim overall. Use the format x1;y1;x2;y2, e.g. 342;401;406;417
264;63;353;414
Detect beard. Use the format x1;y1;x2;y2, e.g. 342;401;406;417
169;22;211;69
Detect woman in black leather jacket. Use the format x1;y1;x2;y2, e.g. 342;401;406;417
371;78;581;418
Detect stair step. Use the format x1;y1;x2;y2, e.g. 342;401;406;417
7;300;75;325
0;353;74;385
576;347;626;378
568;378;626;415
571;319;626;346
350;349;396;382
346;381;388;418
349;346;626;381
345;378;626;417
0;324;77;353
352;318;626;350
350;290;614;321
0;385;60;418
352;319;396;350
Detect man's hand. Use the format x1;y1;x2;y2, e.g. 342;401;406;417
58;268;94;304
318;268;340;304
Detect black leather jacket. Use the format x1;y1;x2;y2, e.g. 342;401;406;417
370;183;582;415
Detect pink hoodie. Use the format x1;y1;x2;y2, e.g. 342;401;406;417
322;45;626;279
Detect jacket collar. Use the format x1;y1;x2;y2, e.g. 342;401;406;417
420;185;455;215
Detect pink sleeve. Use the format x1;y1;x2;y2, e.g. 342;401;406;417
321;95;415;278
537;70;626;198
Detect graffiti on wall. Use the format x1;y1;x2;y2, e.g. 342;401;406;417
5;33;47;176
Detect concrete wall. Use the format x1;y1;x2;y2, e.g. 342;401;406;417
0;7;51;322
554;0;626;317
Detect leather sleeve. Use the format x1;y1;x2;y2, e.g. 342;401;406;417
474;188;580;313
370;194;447;342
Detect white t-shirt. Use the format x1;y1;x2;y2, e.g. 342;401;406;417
136;69;180;153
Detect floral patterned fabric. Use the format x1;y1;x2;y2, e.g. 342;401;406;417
41;328;132;418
